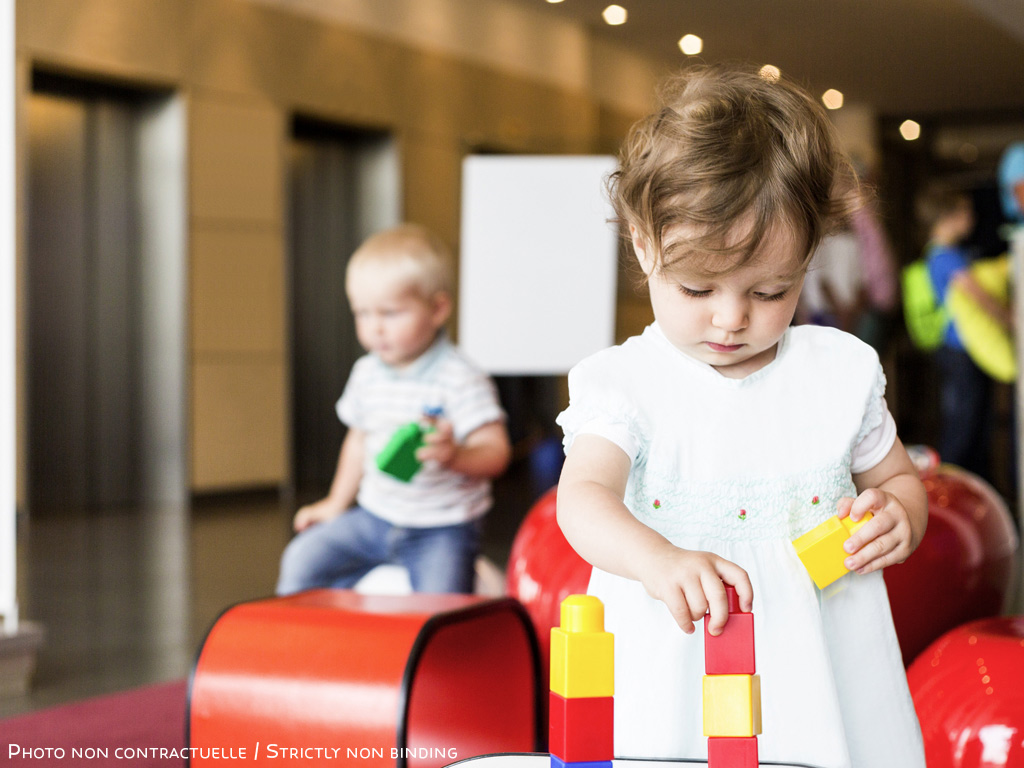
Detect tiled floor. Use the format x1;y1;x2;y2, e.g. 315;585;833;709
1;460;543;719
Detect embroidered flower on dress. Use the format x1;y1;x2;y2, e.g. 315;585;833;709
812;496;820;505
739;509;747;520
653;499;661;509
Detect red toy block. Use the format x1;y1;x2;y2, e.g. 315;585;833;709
548;692;613;763
724;584;743;614
705;585;755;675
704;610;755;674
708;736;758;768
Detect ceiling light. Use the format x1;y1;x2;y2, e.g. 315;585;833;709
759;65;781;82
822;89;844;110
899;120;921;141
602;5;627;25
546;0;564;3
678;34;703;56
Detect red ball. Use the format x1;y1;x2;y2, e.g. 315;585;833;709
908;616;1024;768
883;464;1018;665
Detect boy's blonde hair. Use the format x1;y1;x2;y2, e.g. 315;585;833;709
610;63;860;278
346;223;454;298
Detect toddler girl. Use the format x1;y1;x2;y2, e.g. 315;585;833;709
556;64;927;768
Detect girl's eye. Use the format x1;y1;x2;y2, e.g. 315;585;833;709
754;289;789;302
678;285;712;298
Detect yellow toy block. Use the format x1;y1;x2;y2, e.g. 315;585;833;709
550;595;614;698
792;512;873;589
703;674;762;737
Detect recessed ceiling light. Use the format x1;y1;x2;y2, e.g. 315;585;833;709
602;5;627;25
546;0;564;3
899;120;921;141
759;65;781;82
678;34;703;56
822;89;844;110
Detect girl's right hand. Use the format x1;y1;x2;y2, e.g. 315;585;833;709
637;544;753;636
293;498;347;532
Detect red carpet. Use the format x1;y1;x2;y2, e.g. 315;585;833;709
2;680;188;767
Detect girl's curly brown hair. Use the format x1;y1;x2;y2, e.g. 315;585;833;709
610;62;861;280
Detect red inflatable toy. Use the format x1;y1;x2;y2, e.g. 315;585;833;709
885;463;1018;664
908;616;1024;768
505;488;589;673
507;462;1017;669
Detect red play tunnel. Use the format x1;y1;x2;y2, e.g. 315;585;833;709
188;590;542;767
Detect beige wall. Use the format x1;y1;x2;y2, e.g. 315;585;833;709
16;0;653;493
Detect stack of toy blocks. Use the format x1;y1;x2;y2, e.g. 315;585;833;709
549;595;614;768
792;512;874;589
703;585;760;767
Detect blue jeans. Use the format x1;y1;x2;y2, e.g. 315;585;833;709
936;345;992;480
276;506;481;595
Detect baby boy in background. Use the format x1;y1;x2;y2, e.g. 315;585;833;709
277;224;511;595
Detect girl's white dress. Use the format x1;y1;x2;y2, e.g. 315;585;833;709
557;323;926;768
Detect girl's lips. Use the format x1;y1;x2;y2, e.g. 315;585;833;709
707;342;743;352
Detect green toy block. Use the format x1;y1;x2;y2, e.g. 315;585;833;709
376;423;426;482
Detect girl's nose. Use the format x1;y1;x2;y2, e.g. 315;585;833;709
712;297;749;332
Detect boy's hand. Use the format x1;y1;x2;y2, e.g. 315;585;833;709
837;488;916;574
636;543;753;636
293;498;347;532
416;418;458;467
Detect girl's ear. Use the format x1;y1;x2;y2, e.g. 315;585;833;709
630;224;656;275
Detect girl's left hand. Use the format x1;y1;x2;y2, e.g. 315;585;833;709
836;488;916;575
416;418;458;466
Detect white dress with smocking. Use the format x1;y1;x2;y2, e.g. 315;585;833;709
556;323;925;768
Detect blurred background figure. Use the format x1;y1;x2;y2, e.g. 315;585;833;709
798;189;898;353
851;195;900;349
915;186;1013;483
999;142;1024;223
799;224;868;332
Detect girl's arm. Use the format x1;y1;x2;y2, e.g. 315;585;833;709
293;428;365;531
840;436;928;574
557;434;752;636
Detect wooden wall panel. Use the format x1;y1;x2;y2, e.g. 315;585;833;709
190;96;283;223
191;359;288;489
191;226;285;355
17;0;187;85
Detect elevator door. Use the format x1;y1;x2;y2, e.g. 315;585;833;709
289;121;399;493
26;76;186;512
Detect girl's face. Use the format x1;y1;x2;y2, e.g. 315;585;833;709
633;224;806;379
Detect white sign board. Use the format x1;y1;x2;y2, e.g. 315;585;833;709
458;155;619;375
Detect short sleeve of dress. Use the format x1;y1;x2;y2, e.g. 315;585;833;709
850;360;897;474
556;354;644;463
